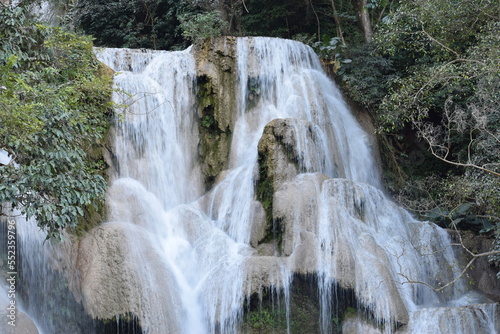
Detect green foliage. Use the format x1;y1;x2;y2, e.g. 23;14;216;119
312;37;343;62
375;0;497;65
0;57;44;144
200;114;215;129
248;309;273;329
395;172;499;233
72;0;382;50
256;152;273;225
75;0;188;49
0;5;48;67
366;1;498;147
378;61;475;132
423;203;493;233
372;0;499;131
337;43;397;111
239;0;396;44
240;0;338;39
241;0;299;37
490;226;500;278
244;307;289;331
178;10;227;42
0;5;113;240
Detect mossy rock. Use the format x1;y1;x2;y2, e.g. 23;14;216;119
193;38;239;190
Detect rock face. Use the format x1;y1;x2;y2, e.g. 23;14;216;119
77;222;183;334
449;230;500;301
249;201;268;248
405;303;500;333
76;177;191;333
270;174;410;325
193;37;238;189
254;118;324;247
257;118;307;190
257;118;332;192
254;119;301;245
250;117;410;326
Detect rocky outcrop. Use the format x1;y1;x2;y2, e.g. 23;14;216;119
77;222;183;334
270;174;409;325
193;37;238;189
246;117;412;327
256;119;301;192
254;118;323;246
243;256;287;294
249;201;268;249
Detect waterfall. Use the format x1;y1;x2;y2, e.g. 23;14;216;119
97;38;376;333
93;37;497;333
4;36;496;334
234;38;379;186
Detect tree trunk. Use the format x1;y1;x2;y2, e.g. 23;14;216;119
308;0;321;41
352;0;373;42
330;0;346;45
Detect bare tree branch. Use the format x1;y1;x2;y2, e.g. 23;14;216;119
393;205;500;292
241;0;249;13
421;27;460;59
329;0;346;45
412;99;500;177
399;249;500;292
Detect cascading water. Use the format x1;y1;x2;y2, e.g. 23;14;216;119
94;37;497;333
5;36;497;334
96;38;381;333
0;210;103;334
96;46;250;333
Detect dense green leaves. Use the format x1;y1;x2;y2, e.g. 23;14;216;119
179;10;227;42
337;43;398;111
0;5;47;67
0;4;113;240
372;1;499;132
73;0;379;50
75;0;188;50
